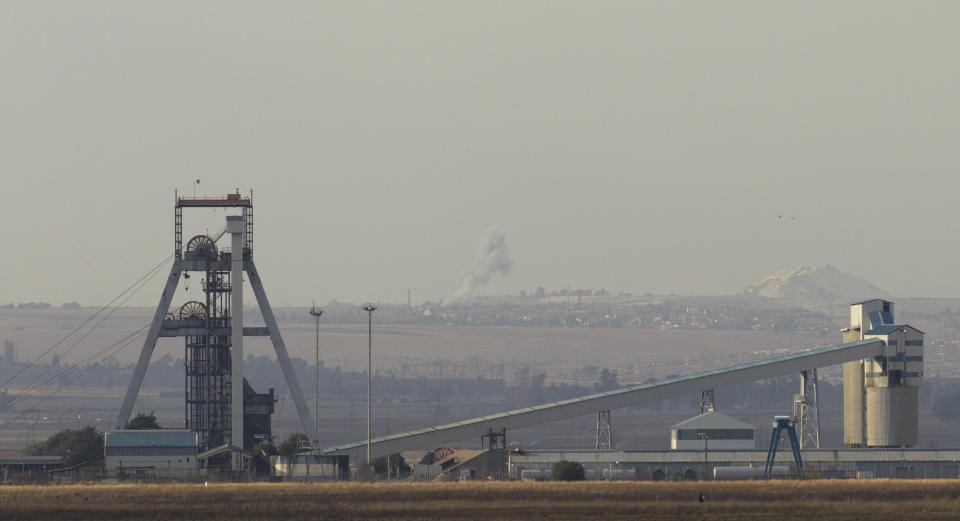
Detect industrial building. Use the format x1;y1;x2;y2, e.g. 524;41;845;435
507;448;960;480
669;412;755;450
324;330;887;460
106;193;942;481
0;454;65;480
104;430;198;480
843;299;923;448
322;299;940;481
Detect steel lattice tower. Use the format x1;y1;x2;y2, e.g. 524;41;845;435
595;409;613;450
793;368;820;449
115;191;316;463
179;233;233;450
699;389;716;414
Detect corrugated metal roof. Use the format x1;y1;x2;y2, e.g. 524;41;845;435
0;456;64;463
198;444;244;460
865;324;925;335
865;324;903;335
868;311;894;328
670;411;754;430
105;430;198;447
510;448;960;464
850;299;892;306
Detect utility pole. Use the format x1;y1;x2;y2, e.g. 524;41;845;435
362;303;377;481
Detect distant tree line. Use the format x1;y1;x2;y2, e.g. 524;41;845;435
24;426;103;467
0;301;81;309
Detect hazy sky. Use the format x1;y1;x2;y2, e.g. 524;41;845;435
2;1;960;306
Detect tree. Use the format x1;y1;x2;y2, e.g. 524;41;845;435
253;441;279;476
551;460;585;481
255;441;279;456
373;453;410;477
24;426;103;467
125;412;161;430
596;369;618;392
514;366;547;401
278;433;309;456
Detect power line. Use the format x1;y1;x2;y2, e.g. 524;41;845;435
9;324;150;407
14;258;168;394
1;254;172;389
3;326;148;427
6;225;237;430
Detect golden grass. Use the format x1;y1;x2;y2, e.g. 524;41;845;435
0;480;959;520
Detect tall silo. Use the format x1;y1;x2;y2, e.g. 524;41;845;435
843;300;922;448
842;329;865;447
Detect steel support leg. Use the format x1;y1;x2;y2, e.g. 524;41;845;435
246;260;317;439
806;369;820;448
764;426;781;478
787;425;804;478
766;417;804;479
595;410;613;450
794;369;820;449
115;264;181;429
699;389;715;413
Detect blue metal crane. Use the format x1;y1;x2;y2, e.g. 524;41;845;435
765;416;803;479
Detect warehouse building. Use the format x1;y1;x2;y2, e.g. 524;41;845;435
104;430;198;480
509;448;960;480
670;411;755;450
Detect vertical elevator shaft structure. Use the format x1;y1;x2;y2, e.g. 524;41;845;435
182;244;231;450
843;299;923;448
115;192;316;466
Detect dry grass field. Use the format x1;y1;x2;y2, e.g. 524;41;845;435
0;480;959;521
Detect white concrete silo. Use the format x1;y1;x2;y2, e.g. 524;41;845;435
843;300;922;448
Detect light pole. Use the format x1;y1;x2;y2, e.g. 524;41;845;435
362;303;377;481
698;432;710;481
309;302;323;442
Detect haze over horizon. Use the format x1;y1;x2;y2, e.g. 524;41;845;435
3;2;960;306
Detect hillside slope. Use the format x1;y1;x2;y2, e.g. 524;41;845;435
744;265;891;305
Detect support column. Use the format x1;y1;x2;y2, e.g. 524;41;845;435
842;328;865;447
596;410;613;450
699;389;716;414
227;216;244;456
246;260;317;439
115;264;181;429
794;369;820;449
765;416;804;479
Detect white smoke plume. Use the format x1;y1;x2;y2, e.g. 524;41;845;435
445;227;512;304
